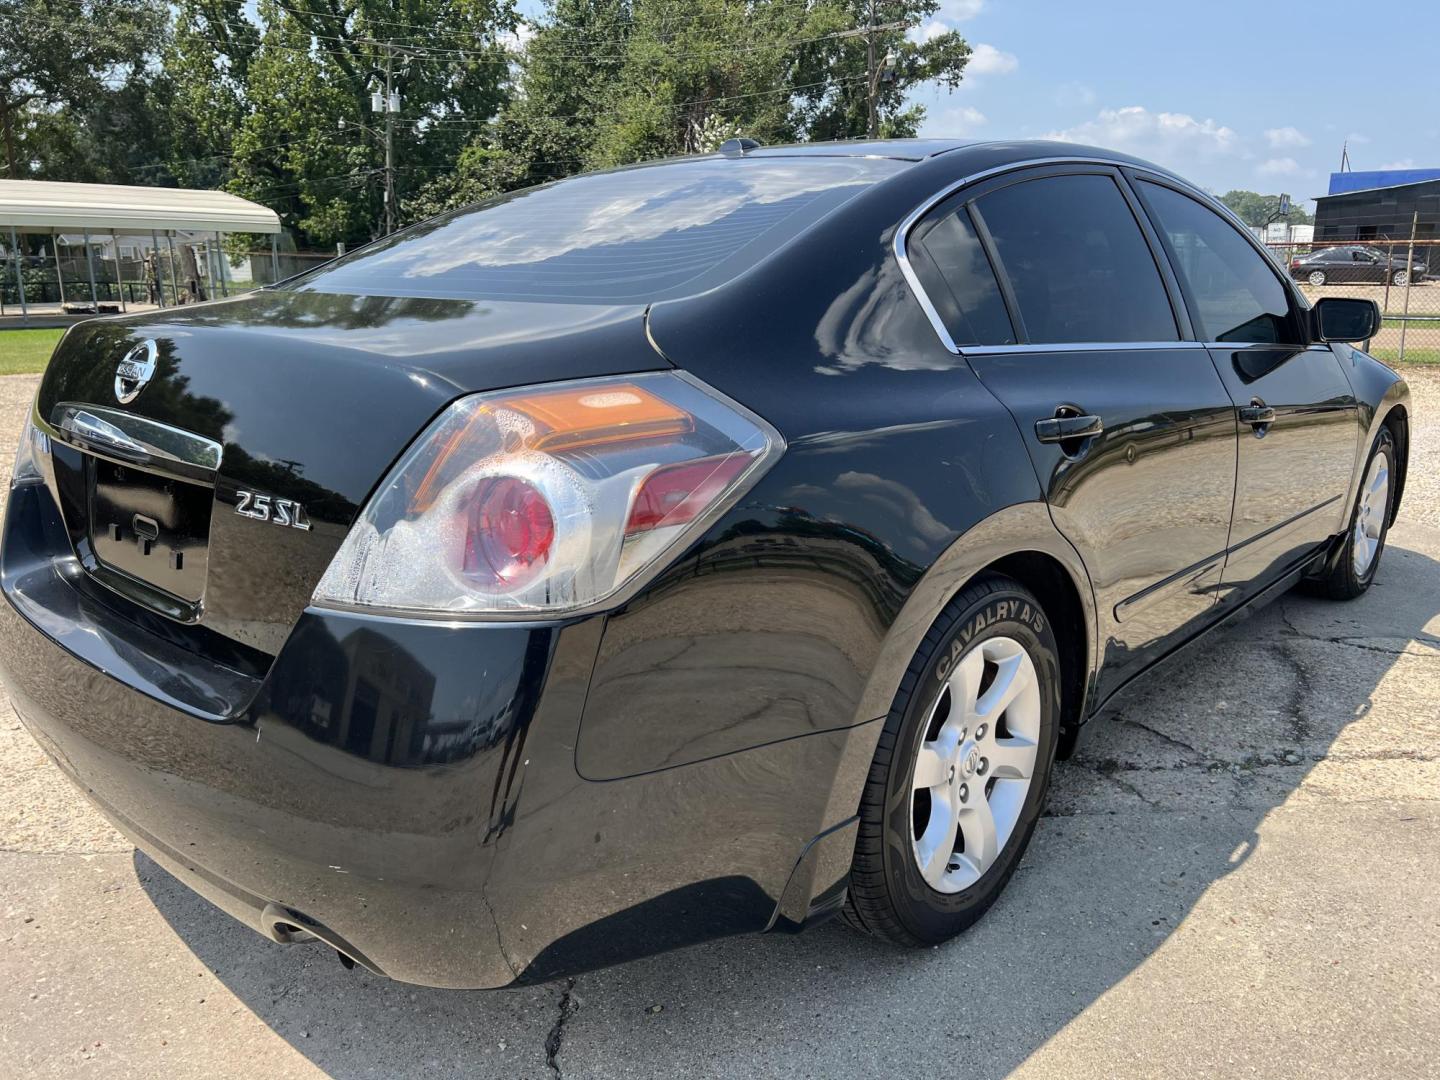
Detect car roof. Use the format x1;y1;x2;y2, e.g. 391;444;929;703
739;138;983;161
694;138;1201;196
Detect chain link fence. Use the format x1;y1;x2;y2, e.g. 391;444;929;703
1265;239;1439;365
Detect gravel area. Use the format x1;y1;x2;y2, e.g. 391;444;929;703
1397;364;1440;528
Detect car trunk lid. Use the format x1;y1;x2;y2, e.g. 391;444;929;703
34;289;667;658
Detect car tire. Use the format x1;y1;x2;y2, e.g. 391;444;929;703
1308;270;1327;286
1392;270;1409;287
1308;427;1396;601
841;574;1061;946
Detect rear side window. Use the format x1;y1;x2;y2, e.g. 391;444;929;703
910;207;1015;346
1139;181;1300;344
974;173;1179;344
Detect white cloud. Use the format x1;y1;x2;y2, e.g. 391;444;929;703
1377;159;1417;170
1258;157;1306;176
1046;106;1239;160
1345;132;1371;145
928;105;988;135
937;0;985;20
967;42;1018;77
1264;126;1310;149
1056;82;1097;107
911;20;953;43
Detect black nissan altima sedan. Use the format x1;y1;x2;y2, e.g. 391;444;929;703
0;139;1411;988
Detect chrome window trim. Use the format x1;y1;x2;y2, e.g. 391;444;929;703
893;154;1303;354
962;341;1209;356
894;157;1143;354
1200;343;1336;353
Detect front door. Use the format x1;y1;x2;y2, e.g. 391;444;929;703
906;166;1239;699
1132;176;1362;605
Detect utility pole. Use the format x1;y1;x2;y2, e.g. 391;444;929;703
1398;209;1418;362
383;42;395;236
865;0;878;138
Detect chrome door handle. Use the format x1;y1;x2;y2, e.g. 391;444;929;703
1239;401;1276;426
1035;414;1103;443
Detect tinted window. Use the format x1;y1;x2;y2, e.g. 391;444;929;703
911;207;1015;345
974;173;1178;343
288;158;901;303
1140;181;1299;344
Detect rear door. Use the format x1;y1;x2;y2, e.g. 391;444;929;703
1131;176;1361;605
906;164;1238;697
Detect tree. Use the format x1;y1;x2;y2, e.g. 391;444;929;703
0;0;168;179
1219;189;1314;228
792;0;971;141
164;0;519;248
407;0;973;213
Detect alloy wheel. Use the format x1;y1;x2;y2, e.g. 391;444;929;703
910;635;1041;893
1393;271;1409;287
1308;270;1326;286
1352;452;1390;576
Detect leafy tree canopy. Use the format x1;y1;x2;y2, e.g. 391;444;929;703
9;0;975;249
1219;189;1314;227
0;0;169;180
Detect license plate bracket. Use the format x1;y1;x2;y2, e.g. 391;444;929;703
88;458;211;606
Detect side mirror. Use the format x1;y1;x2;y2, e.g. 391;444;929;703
1312;297;1380;343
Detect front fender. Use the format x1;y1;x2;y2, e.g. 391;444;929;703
1333;345;1411;526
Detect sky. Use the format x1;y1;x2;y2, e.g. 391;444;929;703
904;0;1440;209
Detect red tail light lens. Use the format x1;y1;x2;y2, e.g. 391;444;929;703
626;453;752;535
463;476;555;589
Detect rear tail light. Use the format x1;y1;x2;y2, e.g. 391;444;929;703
312;372;783;616
10;409;48;488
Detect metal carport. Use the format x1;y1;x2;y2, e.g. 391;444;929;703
0;180;281;324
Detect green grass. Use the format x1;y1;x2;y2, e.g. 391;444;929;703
0;328;63;375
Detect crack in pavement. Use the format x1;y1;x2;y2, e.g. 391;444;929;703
1114;715;1206;757
1072;760;1159;806
1073;747;1438;776
545;978;579;1078
1276;601;1440;659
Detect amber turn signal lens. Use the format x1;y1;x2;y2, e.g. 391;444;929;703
507;384;693;452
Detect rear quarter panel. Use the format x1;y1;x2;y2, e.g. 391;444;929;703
576;158;1089;780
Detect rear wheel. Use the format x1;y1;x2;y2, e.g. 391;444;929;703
842;575;1061;945
1308;427;1395;600
1308;270;1327;286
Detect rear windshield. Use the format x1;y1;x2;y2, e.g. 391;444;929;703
287;157;902;304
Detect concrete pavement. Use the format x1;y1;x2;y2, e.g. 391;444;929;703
1;370;1437;1078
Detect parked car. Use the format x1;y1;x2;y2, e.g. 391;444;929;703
1291;245;1426;286
0;139;1410;989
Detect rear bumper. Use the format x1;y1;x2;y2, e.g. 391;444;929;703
0;482;869;987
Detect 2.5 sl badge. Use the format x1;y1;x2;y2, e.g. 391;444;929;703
234;490;312;531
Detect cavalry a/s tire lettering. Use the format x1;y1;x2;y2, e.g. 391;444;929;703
841;573;1062;947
